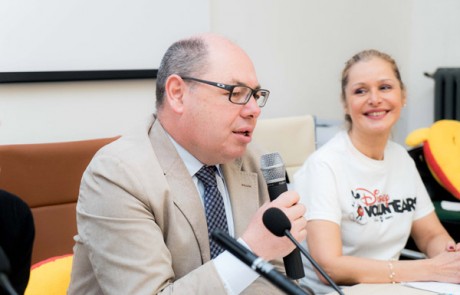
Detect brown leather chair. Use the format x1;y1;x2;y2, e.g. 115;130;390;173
0;136;119;264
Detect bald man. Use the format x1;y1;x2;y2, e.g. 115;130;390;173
68;34;307;295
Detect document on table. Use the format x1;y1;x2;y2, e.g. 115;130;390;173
403;281;460;294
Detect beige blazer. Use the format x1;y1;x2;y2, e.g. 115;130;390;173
68;115;286;295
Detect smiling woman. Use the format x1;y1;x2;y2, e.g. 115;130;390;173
340;50;406;141
294;49;460;295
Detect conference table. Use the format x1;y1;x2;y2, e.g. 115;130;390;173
326;283;437;295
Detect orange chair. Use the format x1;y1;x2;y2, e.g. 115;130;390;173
0;136;119;265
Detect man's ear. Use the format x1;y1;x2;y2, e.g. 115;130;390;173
164;74;186;113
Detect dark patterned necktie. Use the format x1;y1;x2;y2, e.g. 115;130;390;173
195;165;229;258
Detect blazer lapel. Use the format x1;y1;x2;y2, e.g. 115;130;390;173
221;159;260;238
149;119;210;262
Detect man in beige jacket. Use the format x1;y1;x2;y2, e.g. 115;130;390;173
68;33;307;295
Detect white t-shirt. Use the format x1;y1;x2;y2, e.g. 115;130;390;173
293;130;434;294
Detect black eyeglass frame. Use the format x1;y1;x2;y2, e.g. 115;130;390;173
180;76;270;107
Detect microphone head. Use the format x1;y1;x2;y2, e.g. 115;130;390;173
262;207;292;237
260;152;286;184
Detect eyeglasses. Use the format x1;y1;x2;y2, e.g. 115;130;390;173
181;76;270;107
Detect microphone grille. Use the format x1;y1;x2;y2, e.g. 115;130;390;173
260;152;286;183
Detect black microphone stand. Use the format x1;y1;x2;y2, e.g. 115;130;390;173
0;246;18;295
283;230;345;295
212;229;309;295
0;274;18;295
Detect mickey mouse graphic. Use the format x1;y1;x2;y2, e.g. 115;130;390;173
350;190;368;224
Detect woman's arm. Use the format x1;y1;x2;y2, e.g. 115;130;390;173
307;219;460;285
411;211;459;257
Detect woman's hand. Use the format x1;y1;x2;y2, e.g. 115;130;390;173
446;240;460;252
430;251;460;283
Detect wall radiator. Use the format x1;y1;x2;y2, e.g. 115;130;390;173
428;68;460;121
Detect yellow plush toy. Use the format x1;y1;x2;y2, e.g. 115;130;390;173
406;120;460;200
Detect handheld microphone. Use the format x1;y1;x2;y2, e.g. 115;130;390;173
262;207;345;295
0;246;19;295
260;152;305;280
211;229;309;295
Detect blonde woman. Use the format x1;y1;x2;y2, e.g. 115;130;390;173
295;49;460;294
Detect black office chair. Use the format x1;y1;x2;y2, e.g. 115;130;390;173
0;189;35;295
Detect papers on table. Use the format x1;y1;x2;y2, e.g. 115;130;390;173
403;281;460;294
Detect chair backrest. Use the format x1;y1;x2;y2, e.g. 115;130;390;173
0;136;119;264
252;114;317;181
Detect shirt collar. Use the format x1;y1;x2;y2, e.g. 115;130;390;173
167;134;222;177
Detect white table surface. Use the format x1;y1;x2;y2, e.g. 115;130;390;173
326;283;438;295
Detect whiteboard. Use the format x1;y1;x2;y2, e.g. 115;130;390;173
0;0;210;72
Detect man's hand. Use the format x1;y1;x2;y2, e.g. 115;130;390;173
241;191;307;261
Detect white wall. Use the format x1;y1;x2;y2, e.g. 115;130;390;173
0;0;208;144
0;0;210;71
0;80;156;143
211;0;413;144
406;0;460;136
211;0;460;145
1;0;460;145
